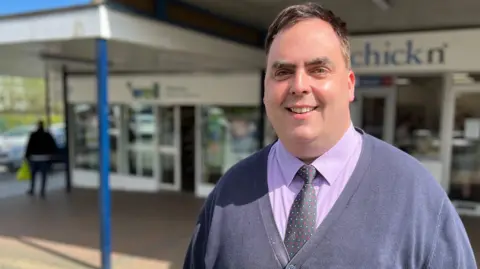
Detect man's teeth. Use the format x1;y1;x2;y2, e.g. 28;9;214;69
290;107;315;114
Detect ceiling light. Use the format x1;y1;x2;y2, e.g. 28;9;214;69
395;78;410;85
453;73;475;84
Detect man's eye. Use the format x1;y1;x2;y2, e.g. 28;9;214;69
312;68;327;74
275;70;291;77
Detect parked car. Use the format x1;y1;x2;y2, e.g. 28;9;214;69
0;123;66;172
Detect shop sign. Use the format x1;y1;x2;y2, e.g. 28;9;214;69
162;85;200;99
127;82;160;100
351;40;448;67
355;76;394;87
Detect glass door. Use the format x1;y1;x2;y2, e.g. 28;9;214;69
449;89;480;203
351;88;396;144
126;105;155;178
155;106;181;191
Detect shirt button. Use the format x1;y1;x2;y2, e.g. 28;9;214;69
287;265;296;269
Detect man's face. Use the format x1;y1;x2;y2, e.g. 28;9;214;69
264;19;355;146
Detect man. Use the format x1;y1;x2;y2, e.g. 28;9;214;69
25;120;58;198
183;3;476;269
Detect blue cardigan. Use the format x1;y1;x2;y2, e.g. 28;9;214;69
183;132;476;269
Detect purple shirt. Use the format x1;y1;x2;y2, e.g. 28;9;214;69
267;124;363;239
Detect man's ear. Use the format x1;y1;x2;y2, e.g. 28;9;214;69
347;70;355;102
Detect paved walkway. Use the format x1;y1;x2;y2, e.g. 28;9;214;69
0;178;479;268
0;185;202;269
0;172;65;199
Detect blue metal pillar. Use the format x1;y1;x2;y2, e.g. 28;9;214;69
96;38;111;269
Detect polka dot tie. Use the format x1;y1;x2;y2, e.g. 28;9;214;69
284;164;317;259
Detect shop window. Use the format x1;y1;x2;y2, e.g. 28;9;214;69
361;97;387;140
127;104;155;177
393;76;442;161
158;107;175;146
157;106;176;184
158;154;175;184
201;106;260;185
449;92;480;202
72;104;120;172
72;103;177;183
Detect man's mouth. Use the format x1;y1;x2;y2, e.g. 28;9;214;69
286;107;318;114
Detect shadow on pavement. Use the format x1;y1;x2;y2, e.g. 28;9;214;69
17;236;99;269
0;177;480;268
0;186;204;269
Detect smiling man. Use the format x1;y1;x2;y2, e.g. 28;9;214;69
183;3;476;269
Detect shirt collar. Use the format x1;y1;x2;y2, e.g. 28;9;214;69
276;123;362;186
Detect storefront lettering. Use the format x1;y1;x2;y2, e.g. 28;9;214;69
127;82;160;99
351;40;448;67
165;85;200;98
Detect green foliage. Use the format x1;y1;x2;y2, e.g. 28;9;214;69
0;75;65;133
0;113;64;133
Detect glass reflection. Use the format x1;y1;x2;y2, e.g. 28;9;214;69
449;93;480;202
159;154;174;184
201;106;260;184
361;97;385;139
393;76;442;160
72;104;120;172
158;107;175;145
127;104;155;178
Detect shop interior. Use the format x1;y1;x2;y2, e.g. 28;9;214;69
448;73;480;203
356;73;480;204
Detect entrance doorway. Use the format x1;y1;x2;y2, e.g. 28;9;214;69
351;87;396;144
180;106;196;192
126;105;181;191
155;106;181;191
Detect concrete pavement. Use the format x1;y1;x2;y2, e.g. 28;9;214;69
0;167;65;199
0;171;479;269
0;184;201;269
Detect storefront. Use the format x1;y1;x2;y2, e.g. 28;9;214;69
349;28;480;215
67;72;262;197
66;26;480;214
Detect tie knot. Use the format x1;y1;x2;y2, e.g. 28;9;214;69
297;165;317;184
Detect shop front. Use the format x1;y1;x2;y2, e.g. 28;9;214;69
65;26;480;211
349;28;480;215
67;72;262;197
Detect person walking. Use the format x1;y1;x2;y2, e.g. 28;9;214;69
25;120;58;198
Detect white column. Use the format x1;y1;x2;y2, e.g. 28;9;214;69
439;73;455;192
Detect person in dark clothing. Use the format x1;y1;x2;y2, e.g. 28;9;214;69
24;120;58;198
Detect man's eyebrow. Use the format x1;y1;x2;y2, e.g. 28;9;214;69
305;57;334;67
271;57;334;69
272;61;295;69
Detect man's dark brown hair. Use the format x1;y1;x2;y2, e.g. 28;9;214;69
265;2;351;68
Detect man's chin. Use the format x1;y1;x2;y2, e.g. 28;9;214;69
289;127;319;142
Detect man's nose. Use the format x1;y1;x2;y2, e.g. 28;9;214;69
290;70;311;95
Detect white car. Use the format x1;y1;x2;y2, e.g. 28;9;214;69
0;123;66;172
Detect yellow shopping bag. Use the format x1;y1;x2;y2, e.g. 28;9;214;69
16;160;31;181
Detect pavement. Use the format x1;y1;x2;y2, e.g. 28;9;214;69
0;175;201;269
0;168;479;269
0;166;65;199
